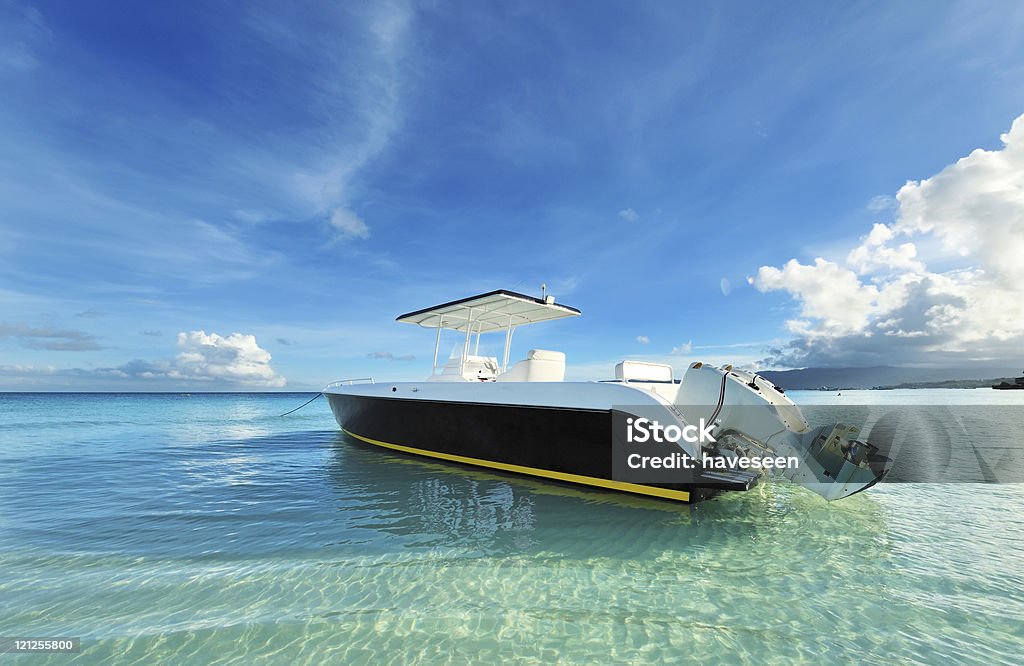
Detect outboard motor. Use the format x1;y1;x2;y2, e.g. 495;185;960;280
675;362;891;500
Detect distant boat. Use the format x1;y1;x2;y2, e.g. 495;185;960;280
992;372;1024;390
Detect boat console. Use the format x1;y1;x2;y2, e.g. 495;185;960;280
429;354;501;382
496;349;566;382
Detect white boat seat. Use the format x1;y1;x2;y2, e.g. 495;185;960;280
497;349;566;382
615;360;674;383
430;354;500;381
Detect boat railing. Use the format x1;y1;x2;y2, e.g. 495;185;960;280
324;378;375;390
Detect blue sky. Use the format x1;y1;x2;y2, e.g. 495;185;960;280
2;1;1024;389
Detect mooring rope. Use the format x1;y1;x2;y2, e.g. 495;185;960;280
279;392;323;417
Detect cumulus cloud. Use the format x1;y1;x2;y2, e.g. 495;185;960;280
0;331;286;388
636;335;650;345
103;331;286;387
751;258;891;337
618;208;639;222
845;223;924;275
0;323;101;351
172;331;284;385
751;113;1024;367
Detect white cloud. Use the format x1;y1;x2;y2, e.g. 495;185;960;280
0;4;51;73
636;335;650;345
751;113;1024;367
719;277;732;296
329;207;371;240
232;209;272;224
671;340;693;355
0;322;101;351
0;330;287;388
749;258;886;337
367;351;415;361
618;208;639;222
246;2;413;243
170;331;286;386
894;116;1024;284
845;223;924;275
866;195;896;213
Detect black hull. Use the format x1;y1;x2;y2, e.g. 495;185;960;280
326;393;742;504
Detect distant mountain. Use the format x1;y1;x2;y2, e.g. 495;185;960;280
887;378;1018;389
758;366;1014;390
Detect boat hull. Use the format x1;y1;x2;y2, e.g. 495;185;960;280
325;390;729;504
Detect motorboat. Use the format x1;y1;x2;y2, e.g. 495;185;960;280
325;289;890;503
992;372;1024;389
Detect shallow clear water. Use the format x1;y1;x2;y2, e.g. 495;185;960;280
1;390;1023;664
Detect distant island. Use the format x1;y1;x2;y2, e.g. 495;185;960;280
872;378;1016;390
759;366;1017;391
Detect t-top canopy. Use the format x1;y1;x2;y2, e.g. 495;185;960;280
396;289;581;333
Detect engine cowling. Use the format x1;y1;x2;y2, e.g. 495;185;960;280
674;363;890;500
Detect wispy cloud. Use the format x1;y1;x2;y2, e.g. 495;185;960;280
618;208;640;222
0;3;51;73
329;208;371;241
0;1;414;301
243;1;414;242
866;194;897;213
368;351;415;361
670;341;693;355
636;335;650;344
3;2;1022;389
0;323;101;351
693;341;772;350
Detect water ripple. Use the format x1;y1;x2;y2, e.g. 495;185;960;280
0;393;1022;663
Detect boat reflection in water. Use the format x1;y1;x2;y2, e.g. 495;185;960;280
322;430;893;561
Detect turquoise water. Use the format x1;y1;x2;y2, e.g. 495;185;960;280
1;390;1023;664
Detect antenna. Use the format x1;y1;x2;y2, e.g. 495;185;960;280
541;282;547;299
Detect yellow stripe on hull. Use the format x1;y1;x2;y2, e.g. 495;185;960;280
343;428;692;503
